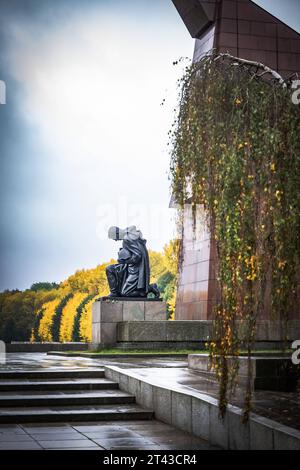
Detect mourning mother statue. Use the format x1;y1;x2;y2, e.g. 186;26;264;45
105;226;160;299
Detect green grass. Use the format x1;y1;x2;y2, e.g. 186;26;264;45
56;349;204;355
52;348;293;356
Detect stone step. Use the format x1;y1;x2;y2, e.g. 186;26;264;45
0;390;135;407
0;404;154;423
0;378;119;392
0;370;105;380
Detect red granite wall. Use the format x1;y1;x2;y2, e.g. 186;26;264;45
216;0;300;79
175;0;300;321
176;207;219;320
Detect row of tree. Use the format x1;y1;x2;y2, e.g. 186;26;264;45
0;242;178;343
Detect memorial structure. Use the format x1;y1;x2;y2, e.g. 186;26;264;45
91;226;166;348
172;0;300;322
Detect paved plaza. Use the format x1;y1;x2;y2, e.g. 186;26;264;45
0;352;299;450
0;421;214;450
0;353;216;450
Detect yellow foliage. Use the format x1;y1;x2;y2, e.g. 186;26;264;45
245;255;257;281
278;260;287;270
38;299;60;341
59;293;86;342
30;328;35;342
63;262;112;296
148;250;166;283
168;288;177;320
162;240;180;277
79;296;98;342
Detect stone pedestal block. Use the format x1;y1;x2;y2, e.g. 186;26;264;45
188;353;300;392
91;299;167;348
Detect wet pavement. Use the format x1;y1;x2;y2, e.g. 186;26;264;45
1;353;187;371
1;353;299;432
0;420;217;450
0;353;217;450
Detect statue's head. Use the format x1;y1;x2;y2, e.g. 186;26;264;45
108;225;143;241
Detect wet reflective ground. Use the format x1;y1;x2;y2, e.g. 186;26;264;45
0;421;216;450
1;353;299;432
1;353;187;371
0;353;217;450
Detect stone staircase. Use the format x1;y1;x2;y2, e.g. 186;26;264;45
0;369;153;423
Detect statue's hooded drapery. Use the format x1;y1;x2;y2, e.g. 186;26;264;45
106;226;150;297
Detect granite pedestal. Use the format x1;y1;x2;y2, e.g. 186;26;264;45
91;298;167;349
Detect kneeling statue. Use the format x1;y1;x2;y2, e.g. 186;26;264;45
105;226;160;299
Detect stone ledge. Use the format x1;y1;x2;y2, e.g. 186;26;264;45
116;320;300;343
117;320;213;343
188;353;300;391
104;365;300;450
6;342;89;353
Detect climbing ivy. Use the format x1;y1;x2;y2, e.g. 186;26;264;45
170;54;300;419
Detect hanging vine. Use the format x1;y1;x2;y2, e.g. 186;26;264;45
170;53;300;419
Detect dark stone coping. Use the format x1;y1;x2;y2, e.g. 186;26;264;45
98;296;163;302
6;342;89;353
47;351;188;358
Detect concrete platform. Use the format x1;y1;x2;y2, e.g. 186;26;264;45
92;299;167;348
117;320;211;348
116;320;300;350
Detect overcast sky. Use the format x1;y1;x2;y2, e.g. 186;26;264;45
0;0;299;291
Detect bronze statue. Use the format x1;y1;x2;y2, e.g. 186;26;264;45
105;226;160;299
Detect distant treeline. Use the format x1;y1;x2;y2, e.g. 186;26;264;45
0;242;178;343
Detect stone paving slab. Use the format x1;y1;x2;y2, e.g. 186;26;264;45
21;424;75;433
0;433;34;441
39;439;100;449
29;432;86;440
0;420;214;450
0;442;42;450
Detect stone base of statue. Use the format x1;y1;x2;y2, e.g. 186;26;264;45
91;298;167;349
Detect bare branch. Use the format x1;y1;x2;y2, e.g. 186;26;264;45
214;52;286;87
